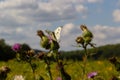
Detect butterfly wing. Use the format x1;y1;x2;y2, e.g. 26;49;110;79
45;26;62;41
54;26;62;41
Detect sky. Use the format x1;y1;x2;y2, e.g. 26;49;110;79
0;0;120;51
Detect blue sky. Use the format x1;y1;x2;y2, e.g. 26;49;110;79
0;0;120;51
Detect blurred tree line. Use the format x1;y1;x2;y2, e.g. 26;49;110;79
60;43;120;60
0;39;31;61
0;38;120;61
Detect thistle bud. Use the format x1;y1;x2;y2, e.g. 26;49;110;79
80;24;93;43
80;24;87;31
26;49;35;57
83;37;92;44
37;30;45;39
50;41;59;50
76;36;84;44
40;36;50;49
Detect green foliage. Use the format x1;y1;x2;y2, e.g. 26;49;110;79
60;43;120;60
0;59;119;80
0;38;32;61
0;39;15;61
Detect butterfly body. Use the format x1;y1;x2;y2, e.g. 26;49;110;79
46;26;62;50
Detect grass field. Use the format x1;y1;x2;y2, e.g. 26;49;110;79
0;59;119;80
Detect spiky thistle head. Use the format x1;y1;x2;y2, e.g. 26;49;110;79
76;36;84;44
80;24;88;31
37;30;45;39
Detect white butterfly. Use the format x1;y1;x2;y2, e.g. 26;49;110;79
54;26;62;41
46;26;62;42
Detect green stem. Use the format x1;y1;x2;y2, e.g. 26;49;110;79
28;60;36;80
82;44;88;80
44;57;53;80
53;50;63;79
47;64;53;80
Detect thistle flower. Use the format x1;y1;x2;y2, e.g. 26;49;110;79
12;43;21;52
26;49;35;57
0;66;10;80
87;72;97;79
56;77;62;80
14;75;25;80
0;66;10;72
46;34;60;50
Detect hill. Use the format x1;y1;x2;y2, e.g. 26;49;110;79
60;43;120;60
0;38;120;61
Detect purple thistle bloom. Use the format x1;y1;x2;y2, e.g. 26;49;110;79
12;43;21;52
48;35;53;43
56;77;62;80
87;72;97;79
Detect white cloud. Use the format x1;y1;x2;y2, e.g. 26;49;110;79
0;0;119;51
0;0;88;28
0;0;37;9
75;5;88;13
113;9;120;22
87;0;103;3
92;25;120;45
62;23;75;35
16;27;23;33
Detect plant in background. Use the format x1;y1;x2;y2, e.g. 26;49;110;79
37;51;52;80
37;26;71;80
12;43;21;61
13;75;25;80
56;77;62;80
75;24;96;80
37;30;53;80
109;56;120;79
87;72;97;79
12;44;39;80
25;49;37;79
0;66;11;80
12;43;21;52
109;57;120;72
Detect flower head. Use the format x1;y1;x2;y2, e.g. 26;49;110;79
37;30;45;39
87;72;97;79
12;43;21;52
0;66;11;73
14;75;24;80
26;49;35;57
80;24;88;31
76;36;84;44
56;77;62;80
48;35;53;43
